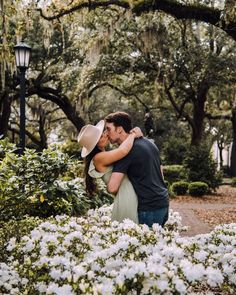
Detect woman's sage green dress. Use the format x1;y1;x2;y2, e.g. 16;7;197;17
89;160;138;224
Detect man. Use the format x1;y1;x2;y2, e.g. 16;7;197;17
105;111;169;227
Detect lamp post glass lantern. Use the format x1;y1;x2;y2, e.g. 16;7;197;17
14;42;31;69
14;42;31;152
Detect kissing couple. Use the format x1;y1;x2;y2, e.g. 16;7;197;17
77;111;169;227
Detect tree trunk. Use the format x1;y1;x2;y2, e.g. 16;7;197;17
219;147;224;169
217;140;224;169
0;92;11;137
191;100;205;146
38;113;48;150
230;107;236;177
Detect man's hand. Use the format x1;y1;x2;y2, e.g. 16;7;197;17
107;172;125;194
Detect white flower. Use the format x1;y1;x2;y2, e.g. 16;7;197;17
9;287;19;295
7;238;17;251
194;250;208;262
36;282;47;293
31;229;43;240
21;278;28;285
173;278;187;294
46;282;59;294
57;284;74;295
152;223;162;232
85;270;94;280
206;267;224;287
180;260;205;282
155;279;169;292
229;273;236;284
4;282;12;290
49;268;62;281
223;265;234;275
22;240;35;253
79;281;90;292
2;211;236;294
96;282;115;295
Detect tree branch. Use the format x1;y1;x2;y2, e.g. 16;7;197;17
37;0;129;21
88;82;150;111
8;126;42;147
25;84;85;131
37;0;236;41
205;113;232;120
164;81;194;127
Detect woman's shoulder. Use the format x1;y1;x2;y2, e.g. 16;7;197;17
88;160;112;178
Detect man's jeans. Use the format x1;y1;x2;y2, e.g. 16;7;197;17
138;207;169;227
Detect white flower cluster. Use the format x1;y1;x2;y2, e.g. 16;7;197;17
1;206;236;294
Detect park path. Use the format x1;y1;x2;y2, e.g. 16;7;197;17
170;200;236;236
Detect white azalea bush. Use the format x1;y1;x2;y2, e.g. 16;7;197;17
1;206;235;294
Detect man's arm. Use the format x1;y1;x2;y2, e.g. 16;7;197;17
161;165;165;181
107;172;125;194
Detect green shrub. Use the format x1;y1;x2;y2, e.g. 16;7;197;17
60;140;82;159
231;177;236;187
164;180;169;189
162;136;188;164
222;165;231;177
184;144;222;190
188;182;209;197
163;165;186;184
163;180;176;198
63;159;85;179
168;188;176;198
171;181;189;195
0;138;18;160
0;147;112;221
0;148;74;220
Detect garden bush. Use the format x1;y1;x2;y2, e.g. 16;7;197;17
231;177;236;187
163;165;186;184
60;140;82;159
162;136;188;164
0;147;112;221
0;206;235;294
184;144;222;190
0;138;18;160
171;181;189;195
188;182;209;197
63;160;85;179
163;180;176;198
222;165;231;177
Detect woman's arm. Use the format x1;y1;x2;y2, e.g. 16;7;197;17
94;128;142;171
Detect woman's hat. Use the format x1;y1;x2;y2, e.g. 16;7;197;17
77;120;105;158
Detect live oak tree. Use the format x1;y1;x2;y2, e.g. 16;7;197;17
36;0;236;42
81;10;236;146
2;0;236;172
1;3;86;148
160;21;236;145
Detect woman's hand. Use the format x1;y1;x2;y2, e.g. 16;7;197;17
130;127;143;138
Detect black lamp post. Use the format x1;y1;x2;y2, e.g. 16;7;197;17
14;42;31;152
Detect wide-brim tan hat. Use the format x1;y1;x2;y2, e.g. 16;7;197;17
77;120;105;158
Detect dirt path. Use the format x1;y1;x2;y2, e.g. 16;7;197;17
170;202;215;236
170;185;236;237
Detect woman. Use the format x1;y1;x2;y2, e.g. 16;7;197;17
77;120;142;223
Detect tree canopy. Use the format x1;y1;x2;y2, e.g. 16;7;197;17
1;0;236;174
37;0;236;41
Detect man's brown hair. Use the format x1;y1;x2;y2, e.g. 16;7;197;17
105;111;132;133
